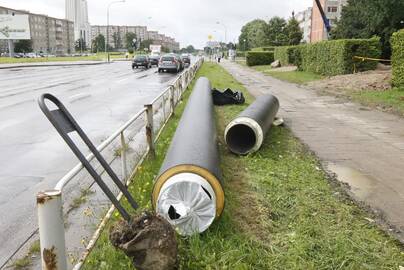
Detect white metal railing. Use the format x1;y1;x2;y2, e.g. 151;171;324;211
36;58;204;270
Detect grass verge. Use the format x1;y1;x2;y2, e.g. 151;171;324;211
260;69;324;84
82;62;404;269
0;53;131;64
351;88;404;116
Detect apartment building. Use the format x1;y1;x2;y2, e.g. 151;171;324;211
91;25;179;52
295;7;312;43
0;5;74;55
310;0;348;42
66;0;91;46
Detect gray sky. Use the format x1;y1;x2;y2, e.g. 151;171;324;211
1;0;312;48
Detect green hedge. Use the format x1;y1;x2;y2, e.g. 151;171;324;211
251;47;275;52
392;30;404;87
274;46;302;66
299;38;381;76
246;51;274;66
236;51;246;57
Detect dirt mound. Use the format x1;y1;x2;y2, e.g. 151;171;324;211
308;69;392;92
109;212;177;270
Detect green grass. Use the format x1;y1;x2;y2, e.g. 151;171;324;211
82;62;404;270
0;52;131;64
351;88;404;116
263;70;324;84
12;240;40;269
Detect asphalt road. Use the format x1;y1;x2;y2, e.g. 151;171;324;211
0;61;180;267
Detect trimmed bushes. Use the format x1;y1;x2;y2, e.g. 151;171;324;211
236;51;246;57
299;38;381;76
274;46;302;66
392;30;404;87
246;51;274;66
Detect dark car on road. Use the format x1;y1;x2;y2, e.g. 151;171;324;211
132;55;151;69
181;54;191;67
149;55;160;67
158;54;182;73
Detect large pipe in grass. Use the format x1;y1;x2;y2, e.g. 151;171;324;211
152;77;224;236
225;94;279;155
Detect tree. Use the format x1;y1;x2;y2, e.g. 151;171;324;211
112;32;122;50
266;17;288;46
239;19;269;50
14;40;32;53
92;34;105;53
125;32;137;50
140;39;153;50
332;0;404;58
161;46;170;53
285;17;303;45
75;38;86;52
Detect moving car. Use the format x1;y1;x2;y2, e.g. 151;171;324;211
149;55;160;67
132;55;151;69
158;54;182;73
181;54;191;67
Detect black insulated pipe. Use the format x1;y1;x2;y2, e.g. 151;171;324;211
152;77;225;235
225;94;279;155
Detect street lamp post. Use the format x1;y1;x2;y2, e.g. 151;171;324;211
106;0;125;63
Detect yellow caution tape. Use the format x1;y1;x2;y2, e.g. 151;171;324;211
353;56;391;62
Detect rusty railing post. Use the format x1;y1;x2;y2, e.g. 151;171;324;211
120;131;128;181
37;190;68;270
145;104;155;157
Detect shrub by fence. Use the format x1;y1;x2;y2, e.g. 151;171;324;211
274;46;302;66
236;51;246;58
392;30;404;87
298;38;381;76
246;51;274;66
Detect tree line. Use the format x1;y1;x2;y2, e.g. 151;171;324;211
332;0;404;58
238;15;303;51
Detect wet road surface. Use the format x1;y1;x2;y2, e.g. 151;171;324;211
0;62;179;267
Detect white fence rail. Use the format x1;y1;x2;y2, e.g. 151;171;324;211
36;58;204;270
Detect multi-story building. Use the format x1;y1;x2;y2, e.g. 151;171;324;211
90;25;179;52
65;0;91;46
310;0;348;42
0;5;74;55
295;7;312;43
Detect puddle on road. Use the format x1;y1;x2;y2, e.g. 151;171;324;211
328;163;379;200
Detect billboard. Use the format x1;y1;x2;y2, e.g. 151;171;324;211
0;15;31;40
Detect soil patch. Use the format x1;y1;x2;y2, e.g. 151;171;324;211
308;69;392;93
109;212;177;270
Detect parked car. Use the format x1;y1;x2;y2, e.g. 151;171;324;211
132;55;151;69
181;54;191;67
149;55;160;67
158;54;182;73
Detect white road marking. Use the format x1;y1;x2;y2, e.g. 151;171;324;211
69;93;92;103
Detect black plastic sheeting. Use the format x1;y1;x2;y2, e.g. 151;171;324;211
212;88;245;106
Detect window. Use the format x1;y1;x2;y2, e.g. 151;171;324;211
328;6;338;12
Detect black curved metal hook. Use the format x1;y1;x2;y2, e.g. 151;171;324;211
38;93;138;222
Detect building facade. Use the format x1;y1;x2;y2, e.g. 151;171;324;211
91;25;180;52
295;7;312;43
65;0;91;47
310;0;348;42
0;5;74;55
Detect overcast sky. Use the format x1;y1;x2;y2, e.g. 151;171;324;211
1;0;312;48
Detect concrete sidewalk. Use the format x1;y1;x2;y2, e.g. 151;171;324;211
221;60;404;241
